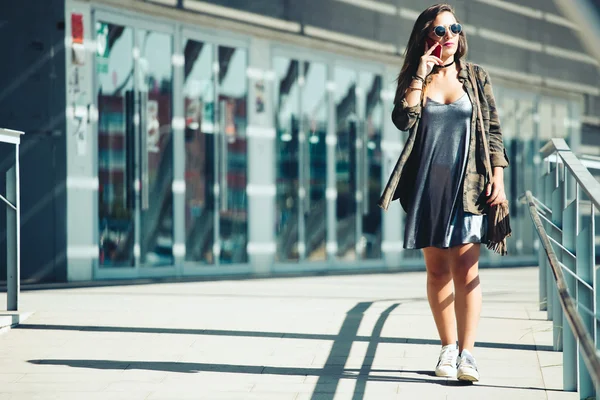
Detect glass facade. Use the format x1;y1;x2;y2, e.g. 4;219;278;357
84;6;582;280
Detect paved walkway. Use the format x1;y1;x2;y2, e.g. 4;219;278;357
0;267;577;400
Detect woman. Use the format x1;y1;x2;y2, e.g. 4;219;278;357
378;4;509;382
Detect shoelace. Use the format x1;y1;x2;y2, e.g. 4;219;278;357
439;348;457;366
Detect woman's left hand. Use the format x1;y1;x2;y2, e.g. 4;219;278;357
486;169;506;206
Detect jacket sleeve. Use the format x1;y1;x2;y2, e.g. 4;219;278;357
391;96;421;132
481;68;510;168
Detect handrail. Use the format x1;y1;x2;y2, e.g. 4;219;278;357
540;138;571;158
530;138;600;397
524;190;600;385
541;138;600;210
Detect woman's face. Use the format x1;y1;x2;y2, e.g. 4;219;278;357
428;11;460;58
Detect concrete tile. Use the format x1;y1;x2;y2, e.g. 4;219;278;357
541;363;568;391
149;391;297;400
536;350;563;368
445;383;547;399
6;392;152;400
546;390;581;400
0;382;109;392
0;374;24;383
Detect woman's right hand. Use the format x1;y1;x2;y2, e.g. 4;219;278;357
415;42;444;79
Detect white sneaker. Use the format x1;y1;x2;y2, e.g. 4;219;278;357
457;349;480;382
435;344;458;377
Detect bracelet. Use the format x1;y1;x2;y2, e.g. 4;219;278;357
412;75;425;83
407;86;422;91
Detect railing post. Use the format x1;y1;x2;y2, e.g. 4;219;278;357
539;164;548;311
552;169;565;351
6;161;19;311
562;176;578;391
544;168;556;320
576;204;595;398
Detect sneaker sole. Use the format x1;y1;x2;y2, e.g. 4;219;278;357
457;371;479;382
435;369;457;378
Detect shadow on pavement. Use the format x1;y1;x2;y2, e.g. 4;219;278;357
16;324;553;352
27;359;562;393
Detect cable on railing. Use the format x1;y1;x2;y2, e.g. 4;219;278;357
524;190;600;384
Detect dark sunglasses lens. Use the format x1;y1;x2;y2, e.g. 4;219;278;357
451;23;462;34
434;26;446;37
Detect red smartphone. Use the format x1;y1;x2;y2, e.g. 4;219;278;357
425;37;442;59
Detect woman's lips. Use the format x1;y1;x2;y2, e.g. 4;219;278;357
443;42;455;47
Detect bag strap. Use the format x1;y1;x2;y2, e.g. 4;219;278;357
467;63;493;183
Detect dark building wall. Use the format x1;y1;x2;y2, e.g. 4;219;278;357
0;0;67;283
192;0;600;113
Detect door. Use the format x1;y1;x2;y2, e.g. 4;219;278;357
334;65;358;260
358;71;383;260
95;15;175;269
274;57;328;262
183;38;216;264
183;32;249;266
96;21;136;267
216;44;249;264
137;28;175;267
301;60;328;261
334;65;383;261
274;56;300;262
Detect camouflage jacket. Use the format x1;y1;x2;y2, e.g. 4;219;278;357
378;60;510;215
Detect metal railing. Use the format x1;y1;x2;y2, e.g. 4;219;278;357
0;128;23;311
523;138;600;398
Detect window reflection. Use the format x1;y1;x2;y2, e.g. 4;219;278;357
302;62;327;261
218;46;248;264
97;23;135;267
138;30;174;266
275;57;300;262
334;66;358;260
359;72;383;259
184;39;215;264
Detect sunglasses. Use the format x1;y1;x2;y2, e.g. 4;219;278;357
433;23;462;38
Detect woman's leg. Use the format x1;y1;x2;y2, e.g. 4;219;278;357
423;247;456;346
449;244;481;353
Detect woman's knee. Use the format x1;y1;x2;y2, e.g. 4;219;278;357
424;248;452;281
450;245;481;285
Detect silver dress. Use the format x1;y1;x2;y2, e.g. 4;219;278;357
403;93;486;250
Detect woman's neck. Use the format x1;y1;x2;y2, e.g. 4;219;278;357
434;57;457;77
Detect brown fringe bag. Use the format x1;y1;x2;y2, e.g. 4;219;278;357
468;64;512;255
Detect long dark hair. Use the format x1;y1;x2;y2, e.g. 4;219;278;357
394;4;468;103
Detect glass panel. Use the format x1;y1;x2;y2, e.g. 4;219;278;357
334;66;358;260
539;102;553;141
183;39;215;264
359;72;383;259
302;61;327;261
274;57;300;262
515;97;536;255
138;30;174;266
500;94;518;255
554;103;568;139
97;23;135;267
218;46;248;264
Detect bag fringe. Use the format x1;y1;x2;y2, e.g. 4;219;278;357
487;202;512;256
